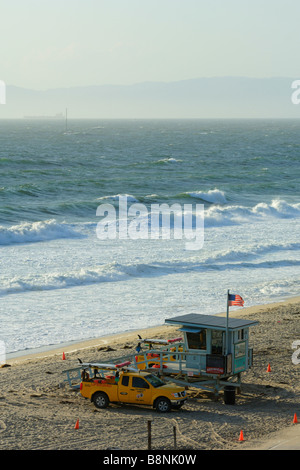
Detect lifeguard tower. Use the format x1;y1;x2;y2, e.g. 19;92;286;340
133;292;259;401
165;312;258;376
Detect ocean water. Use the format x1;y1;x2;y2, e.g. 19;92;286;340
0;119;299;355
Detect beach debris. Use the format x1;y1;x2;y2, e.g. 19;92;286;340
238;430;244;441
293;413;298;424
74;419;79;429
97;346;116;352
266;363;271;372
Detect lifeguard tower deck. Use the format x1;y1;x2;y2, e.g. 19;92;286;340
134;313;258;397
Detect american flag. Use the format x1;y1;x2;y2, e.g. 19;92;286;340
228;293;244;306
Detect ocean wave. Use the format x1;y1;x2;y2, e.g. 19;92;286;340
1;258;299;297
96;194;140;203
251;199;300;218
96;189;228;208
94;197;299;231
259;279;300;297
153;157;183;164
204;199;300;227
2;199;298;247
0;262;146;296
0;220;84;245
184;189;228;205
205;241;300;264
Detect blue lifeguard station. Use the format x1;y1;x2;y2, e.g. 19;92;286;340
134;292;259;400
165;312;258;377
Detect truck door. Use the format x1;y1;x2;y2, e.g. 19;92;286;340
117;374;131;403
128;376;152;405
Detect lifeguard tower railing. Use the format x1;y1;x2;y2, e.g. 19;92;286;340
132;347;254;396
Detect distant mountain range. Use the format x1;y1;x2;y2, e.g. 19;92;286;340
0;77;299;119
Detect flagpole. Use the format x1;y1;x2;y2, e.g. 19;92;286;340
226;289;229;356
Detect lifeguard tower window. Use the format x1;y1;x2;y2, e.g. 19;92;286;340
186;330;207;350
211;330;224;355
238;329;245;341
235;341;246;358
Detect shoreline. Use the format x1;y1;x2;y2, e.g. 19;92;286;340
7;294;300;365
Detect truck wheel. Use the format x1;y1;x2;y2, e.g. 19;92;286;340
92;392;109;409
155;397;171;413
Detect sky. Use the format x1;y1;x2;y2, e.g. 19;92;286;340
1;0;300;90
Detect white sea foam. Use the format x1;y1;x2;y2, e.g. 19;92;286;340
156;157;182;163
0;199;293;249
204;199;300;227
205;241;300;264
252;199;300;218
1;249;299;297
0;220;83;245
96;194;140;203
0;261;157;296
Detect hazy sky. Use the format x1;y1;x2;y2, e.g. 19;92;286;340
1;0;300;89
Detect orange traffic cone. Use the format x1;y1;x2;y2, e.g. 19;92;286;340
239;430;244;441
266;363;271;372
74;419;79;429
293;413;298;424
62;352;66;360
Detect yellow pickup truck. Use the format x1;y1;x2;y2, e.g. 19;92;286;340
80;369;187;412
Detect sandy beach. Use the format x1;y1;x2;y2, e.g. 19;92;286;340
1;296;300;451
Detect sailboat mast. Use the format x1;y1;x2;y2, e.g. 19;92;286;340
65;108;68;133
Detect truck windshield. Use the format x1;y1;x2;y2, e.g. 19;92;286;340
144;374;165;388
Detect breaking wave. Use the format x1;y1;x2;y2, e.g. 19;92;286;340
184;189;228;204
204;241;300;264
154;157;183;164
204;199;300;227
96;194;140;203
0;220;84;245
1;255;299;297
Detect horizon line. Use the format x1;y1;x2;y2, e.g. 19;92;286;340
5;75;298;92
